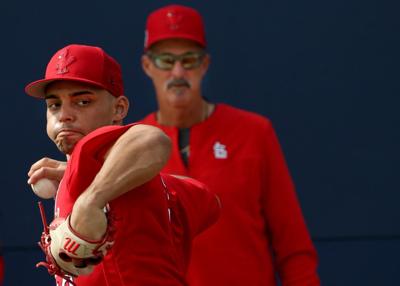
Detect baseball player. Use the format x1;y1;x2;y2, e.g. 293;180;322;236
140;4;320;286
26;44;220;286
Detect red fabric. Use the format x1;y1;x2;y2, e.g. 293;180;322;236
54;124;220;286
0;255;4;284
145;5;206;49
25;44;123;98
141;104;320;286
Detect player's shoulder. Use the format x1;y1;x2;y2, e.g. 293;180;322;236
85;123;137;141
73;123;137;155
161;173;221;211
216;103;273;131
140;112;157;125
161;173;207;191
161;173;221;236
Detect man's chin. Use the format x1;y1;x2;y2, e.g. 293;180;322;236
167;91;191;107
56;140;77;155
57;145;75;155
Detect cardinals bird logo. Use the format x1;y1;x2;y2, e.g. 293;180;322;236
56;48;76;75
166;10;183;30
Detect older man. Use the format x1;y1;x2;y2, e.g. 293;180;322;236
141;4;320;286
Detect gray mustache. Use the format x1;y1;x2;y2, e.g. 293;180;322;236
167;79;190;89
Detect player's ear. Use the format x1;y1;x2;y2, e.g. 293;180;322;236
141;54;153;78
112;96;129;124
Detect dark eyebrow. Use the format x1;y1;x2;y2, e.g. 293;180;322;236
71;90;94;97
44;94;58;100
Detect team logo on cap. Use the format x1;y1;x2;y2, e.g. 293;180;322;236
56;48;76;75
166;10;183;30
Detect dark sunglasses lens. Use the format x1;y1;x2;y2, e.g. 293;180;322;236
154;54;175;70
151;52;205;70
181;54;203;69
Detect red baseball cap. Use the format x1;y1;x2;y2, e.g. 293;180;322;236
25;44;124;98
144;4;206;50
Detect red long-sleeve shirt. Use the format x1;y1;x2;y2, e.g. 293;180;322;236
53;124;220;286
142;104;320;285
0;254;3;285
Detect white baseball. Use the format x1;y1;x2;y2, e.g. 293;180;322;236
31;178;59;199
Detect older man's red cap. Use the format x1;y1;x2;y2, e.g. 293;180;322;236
144;5;206;50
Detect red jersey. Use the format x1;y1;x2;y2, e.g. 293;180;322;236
142;104;320;286
0;254;3;285
53;124;220;286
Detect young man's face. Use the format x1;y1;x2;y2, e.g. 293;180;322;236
142;38;209;110
45;81;122;154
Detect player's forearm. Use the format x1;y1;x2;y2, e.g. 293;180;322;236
70;125;170;240
80;124;171;208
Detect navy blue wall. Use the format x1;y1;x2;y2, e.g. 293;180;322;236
1;0;398;285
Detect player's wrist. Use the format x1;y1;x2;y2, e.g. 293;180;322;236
77;187;108;209
71;197;107;241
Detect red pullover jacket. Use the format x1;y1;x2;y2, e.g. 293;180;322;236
53;124;221;286
142;104;320;286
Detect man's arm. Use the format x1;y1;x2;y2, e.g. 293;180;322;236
70;124;171;240
260;120;320;285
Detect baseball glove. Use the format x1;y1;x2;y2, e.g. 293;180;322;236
36;202;114;283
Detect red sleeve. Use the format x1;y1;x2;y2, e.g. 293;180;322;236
66;123;137;197
163;175;221;238
0;254;4;284
260;120;320;285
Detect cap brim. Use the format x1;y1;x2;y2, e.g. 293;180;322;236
146;33;206;50
25;77;108;99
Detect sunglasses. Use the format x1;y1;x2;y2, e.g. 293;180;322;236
147;51;206;70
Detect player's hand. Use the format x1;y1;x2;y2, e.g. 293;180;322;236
36;203;114;280
28;157;66;185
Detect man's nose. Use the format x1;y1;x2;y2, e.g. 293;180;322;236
58;104;75;122
170;60;186;78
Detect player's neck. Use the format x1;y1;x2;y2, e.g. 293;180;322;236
157;101;214;129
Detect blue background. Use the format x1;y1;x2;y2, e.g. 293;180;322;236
0;0;399;285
